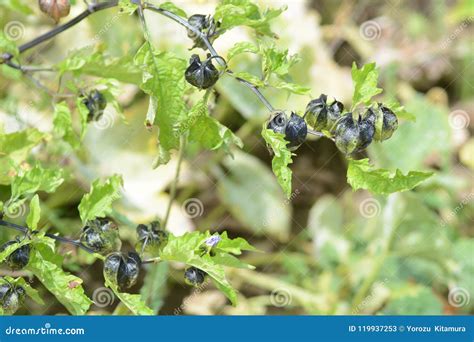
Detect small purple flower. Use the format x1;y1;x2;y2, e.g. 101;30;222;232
205;235;221;248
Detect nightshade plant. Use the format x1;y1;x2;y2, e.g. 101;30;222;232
0;0;435;315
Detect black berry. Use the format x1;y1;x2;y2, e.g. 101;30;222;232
0;241;30;270
136;221;168;255
187;14;219;50
379;105;398;141
0;282;25;315
80;218;121;255
267;111;308;150
185;54;220;89
305;94;343;133
104;252;141;291
184;266;206;286
334;113;361;155
81;90;107;122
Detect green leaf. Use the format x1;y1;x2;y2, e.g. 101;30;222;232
11;277;44;305
78;175;123;223
11;165;64;200
227;42;259;61
261;128;293;198
160;231;255;305
347;158;434;194
53;102;80;149
159;2;187;17
261;44;300;80
271;80;311;95
212;252;255;269
76;97;90;139
215;231;257;255
0;129;47;185
105;279;153;315
27;239;92;315
26;194;40;230
351;62;382;110
189;255;237;305
187;99;243;153
160;231;207;261
384;99;416;122
57;47;142;84
118;0;138;14
134;45;187;165
214;0;286;36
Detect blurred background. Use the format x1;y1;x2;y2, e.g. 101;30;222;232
0;0;472;315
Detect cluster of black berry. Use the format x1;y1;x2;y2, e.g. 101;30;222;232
0;217;209;313
266;94;398;155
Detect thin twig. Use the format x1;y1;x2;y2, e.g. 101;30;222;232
0;219;94;253
44;233;95;253
18;1;119;55
4;61;54;72
163;135;187;229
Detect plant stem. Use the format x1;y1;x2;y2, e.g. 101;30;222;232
0;219;27;233
141;256;162;264
0;219;94;253
18;1;119;55
144;3;219;56
162;136;187;229
44;233;95;254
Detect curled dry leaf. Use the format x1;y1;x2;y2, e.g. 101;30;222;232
38;0;71;23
